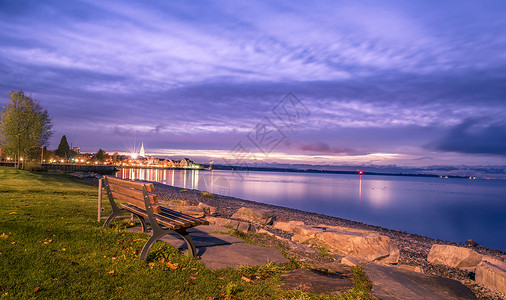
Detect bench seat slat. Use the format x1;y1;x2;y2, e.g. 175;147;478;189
120;203;206;229
108;183;158;203
107;177;155;192
112;191;161;214
120;203;186;230
159;207;209;225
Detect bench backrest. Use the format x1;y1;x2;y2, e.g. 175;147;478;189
104;176;161;214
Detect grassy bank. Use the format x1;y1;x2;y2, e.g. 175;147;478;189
0;167;373;299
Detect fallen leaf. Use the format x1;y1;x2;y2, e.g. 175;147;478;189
62;248;66;251
9;212;17;215
11;242;15;244
241;276;251;282
108;270;115;274
166;261;179;270
33;287;40;293
189;276;196;280
0;233;8;238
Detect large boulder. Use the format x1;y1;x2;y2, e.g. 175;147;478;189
292;225;399;264
273;220;305;233
427;244;483;270
231;207;275;225
476;260;506;295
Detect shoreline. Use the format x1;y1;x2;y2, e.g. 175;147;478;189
78;175;505;299
79;175;506;256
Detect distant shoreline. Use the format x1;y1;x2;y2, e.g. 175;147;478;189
206;164;473;179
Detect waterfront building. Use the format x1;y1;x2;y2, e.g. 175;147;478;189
140;143;145;157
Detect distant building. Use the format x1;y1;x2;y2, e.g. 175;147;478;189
72;147;81;154
170;157;197;168
140;143;145;157
147;156;159;165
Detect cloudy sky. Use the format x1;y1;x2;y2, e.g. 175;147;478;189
1;0;505;169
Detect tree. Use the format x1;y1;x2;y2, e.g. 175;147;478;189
55;135;70;160
0;91;53;168
95;149;106;162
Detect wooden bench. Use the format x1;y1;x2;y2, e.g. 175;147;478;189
101;176;209;260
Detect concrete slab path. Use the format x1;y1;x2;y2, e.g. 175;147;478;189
127;224;289;270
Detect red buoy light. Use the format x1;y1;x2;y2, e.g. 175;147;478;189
358;170;363;175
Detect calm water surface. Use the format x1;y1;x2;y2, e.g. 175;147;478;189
116;168;506;251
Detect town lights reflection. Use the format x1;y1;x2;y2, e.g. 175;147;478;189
118;168;202;190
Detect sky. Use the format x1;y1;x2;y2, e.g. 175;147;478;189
1;0;506;173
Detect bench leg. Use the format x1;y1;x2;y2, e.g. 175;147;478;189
102;209;123;230
139;229;197;261
176;228;197;258
139;230;165;261
132;214;148;233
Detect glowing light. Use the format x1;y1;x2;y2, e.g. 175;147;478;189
358;170;364;175
131;153;138;159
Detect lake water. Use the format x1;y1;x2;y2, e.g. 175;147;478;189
115;168;506;251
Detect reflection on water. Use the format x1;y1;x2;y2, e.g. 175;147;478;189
359;175;362;201
116;168;506;251
117;168;230;195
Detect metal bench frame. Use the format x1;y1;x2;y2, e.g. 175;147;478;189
102;177;207;260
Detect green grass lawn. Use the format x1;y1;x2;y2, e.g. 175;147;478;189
0;167;374;299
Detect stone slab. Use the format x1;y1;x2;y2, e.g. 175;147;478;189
281;268;354;294
363;263;477;300
127;224;289;270
199;242;289;270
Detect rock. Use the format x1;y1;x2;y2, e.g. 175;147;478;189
181;206;204;218
398;264;423;273
482;255;505;266
205;216;232;227
311;262;352;275
198;202;217;216
340;256;369;267
427;244;483;270
465;239;478;247
363;263;477;300
281;268;354;295
272;220;304;233
257;229;275;236
273;235;318;253
292;225;399;264
236;221;254;233
231;207;275;225
475;260;506;295
205;216;255;233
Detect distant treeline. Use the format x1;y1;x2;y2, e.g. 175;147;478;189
205;164;469;179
